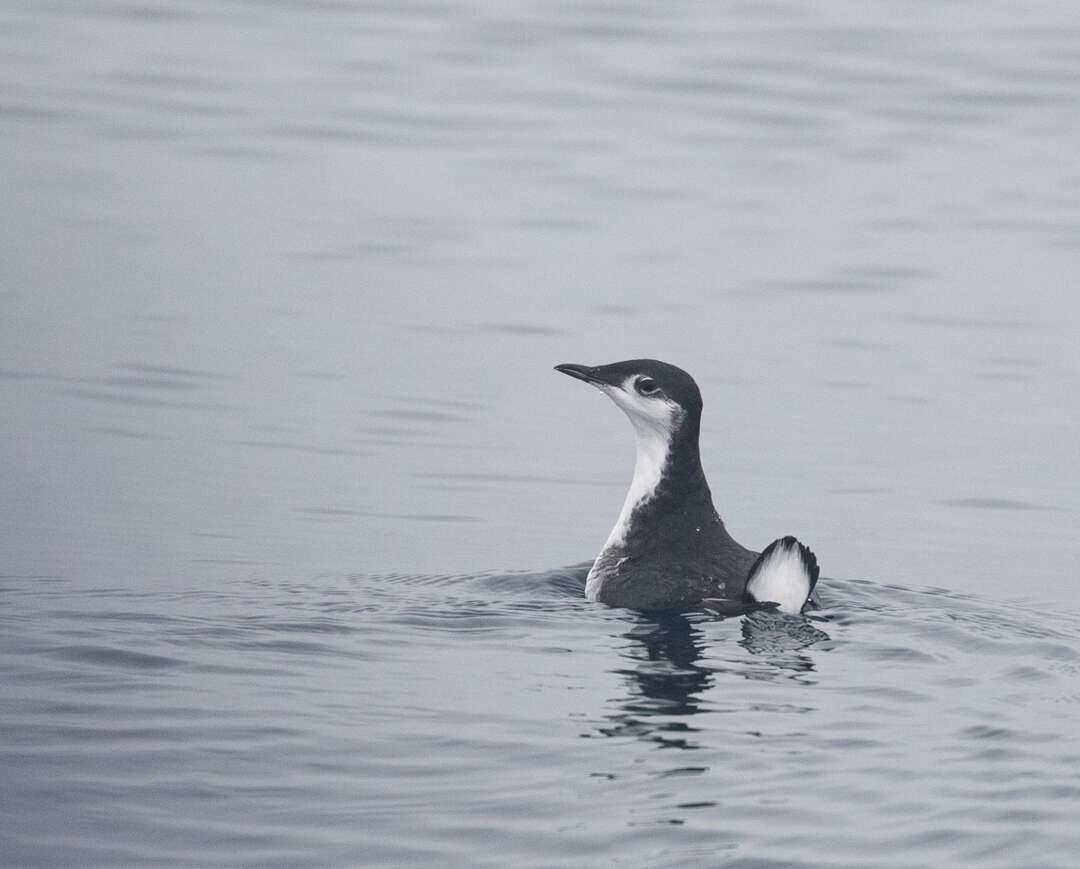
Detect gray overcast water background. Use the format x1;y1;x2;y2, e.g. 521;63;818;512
3;1;1080;866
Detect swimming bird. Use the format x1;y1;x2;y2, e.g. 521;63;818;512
555;359;819;613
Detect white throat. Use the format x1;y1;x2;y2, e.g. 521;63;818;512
583;381;683;602
584;422;672;601
604;421;671;549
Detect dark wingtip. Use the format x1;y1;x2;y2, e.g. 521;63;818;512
800;542;820;593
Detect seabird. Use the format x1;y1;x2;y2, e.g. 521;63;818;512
555;359;819;613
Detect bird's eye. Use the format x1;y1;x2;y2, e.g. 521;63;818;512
634;376;660;396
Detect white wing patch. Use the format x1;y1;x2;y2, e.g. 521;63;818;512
745;539;813;614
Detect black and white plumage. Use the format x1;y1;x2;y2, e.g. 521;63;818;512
555;359;820;613
703;536;819;616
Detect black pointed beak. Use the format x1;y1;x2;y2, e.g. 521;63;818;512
554;363;602;385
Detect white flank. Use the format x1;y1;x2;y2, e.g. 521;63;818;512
745;543;811;614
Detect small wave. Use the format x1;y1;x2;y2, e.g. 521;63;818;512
44;644;186;670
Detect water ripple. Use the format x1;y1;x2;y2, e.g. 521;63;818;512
9;565;1080;867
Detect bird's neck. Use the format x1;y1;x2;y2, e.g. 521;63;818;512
604;414;713;548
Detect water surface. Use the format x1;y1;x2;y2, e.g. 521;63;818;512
2;0;1080;865
4;570;1080;867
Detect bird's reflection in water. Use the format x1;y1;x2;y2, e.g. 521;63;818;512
599;611;710;749
739;610;832;662
597;610;831;748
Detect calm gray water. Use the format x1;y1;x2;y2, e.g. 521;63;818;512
3;0;1080;865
